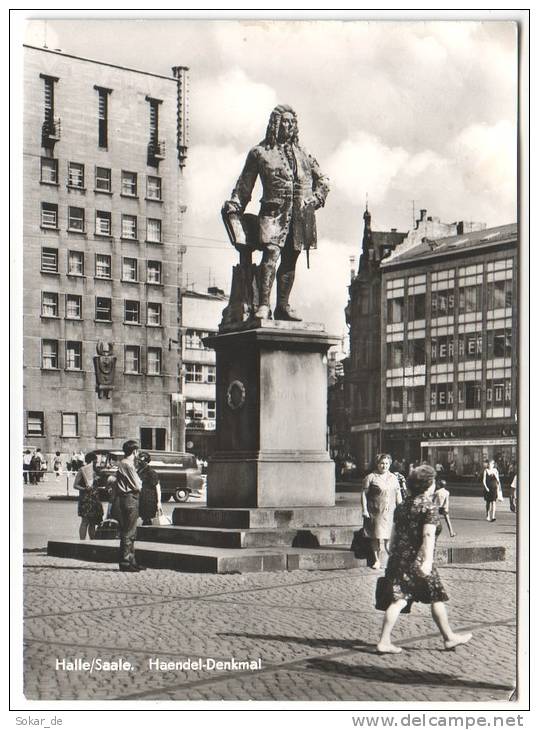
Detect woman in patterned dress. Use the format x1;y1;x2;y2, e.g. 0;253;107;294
376;465;473;654
361;454;402;569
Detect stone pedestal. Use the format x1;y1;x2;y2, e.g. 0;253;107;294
205;320;340;508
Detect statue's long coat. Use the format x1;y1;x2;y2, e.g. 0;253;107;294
230;142;330;251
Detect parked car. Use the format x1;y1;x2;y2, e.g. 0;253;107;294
92;449;204;503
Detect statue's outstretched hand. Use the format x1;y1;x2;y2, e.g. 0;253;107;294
301;195;319;211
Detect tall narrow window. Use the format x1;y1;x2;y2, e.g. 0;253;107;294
65;341;82;370
27;411;44;436
68;162;85;189
41;292;59;317
95;167;112;193
122;257;138;282
68;206;85;232
147;348;162;375
146;97;164;163
97;414;113;438
41;74;60;145
65;294;82;320
95;254;112;279
41;248;59;273
67;251;84;276
125;345;141;374
62;413;79;437
96;210;112;236
41;203;58;229
42;339;59;369
147;219;162;243
121;171;137;197
147;260;162;284
95;86;111;148
41;158;58;184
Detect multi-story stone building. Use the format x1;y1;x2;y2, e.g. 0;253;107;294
182;287;227;460
23;44;189;456
344;208;517;477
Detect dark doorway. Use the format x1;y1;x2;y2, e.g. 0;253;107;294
140;427;167;450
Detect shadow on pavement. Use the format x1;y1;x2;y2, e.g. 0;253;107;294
302;658;515;691
220;631;371;651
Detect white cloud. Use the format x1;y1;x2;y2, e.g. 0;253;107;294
326;132;409;206
189;67;278;146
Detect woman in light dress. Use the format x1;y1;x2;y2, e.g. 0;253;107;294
361;453;402;569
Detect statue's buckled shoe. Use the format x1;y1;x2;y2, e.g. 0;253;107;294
274;305;302;322
254;304;271;320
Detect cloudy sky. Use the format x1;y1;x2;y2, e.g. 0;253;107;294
24;17;518;339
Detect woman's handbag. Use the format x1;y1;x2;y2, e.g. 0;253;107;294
351;527;371;560
151;509;172;526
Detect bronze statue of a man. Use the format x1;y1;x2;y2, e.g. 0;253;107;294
223;105;330;321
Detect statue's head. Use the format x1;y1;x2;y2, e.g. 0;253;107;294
96;341;113;356
264;105;299;148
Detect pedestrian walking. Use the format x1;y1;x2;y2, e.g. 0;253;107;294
32;449;45;483
53;451;62;480
23;449;32;484
433;479;456;537
509;472;517;514
113;440;145;572
483;459;502;522
137;451;162;526
73;452;103;540
361;453;402;570
376;465;472;654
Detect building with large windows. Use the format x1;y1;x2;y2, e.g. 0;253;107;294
181;288;227;460
343;208;517;476
23;45;189;456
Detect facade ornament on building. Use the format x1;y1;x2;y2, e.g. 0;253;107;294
220;105;330;329
93;341;116;399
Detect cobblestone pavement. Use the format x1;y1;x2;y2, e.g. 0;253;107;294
22;549;517;703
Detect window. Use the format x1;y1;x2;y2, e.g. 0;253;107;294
147;347;162;375
27;411;44;436
97;414;112;438
96;297;112;322
40;158;58;184
95;86;111;148
459;284;482;313
458;381;482;410
67;250;84;276
408;338;426;367
407;386;425;414
43;75;55;125
147;97;163;161
207;366;216;384
430;382;454;411
147;302;162;326
185;363;203;383
387;297;403;324
431;289;455;318
147;218;162;243
147;176;162;200
41;202;58;228
68;206;85;232
41;292;59;317
121;214;137;239
41;74;59;143
41;247;58;273
125;345;141;373
487;280;513;311
487;328;512;360
122;257;138;282
95;166;112;193
147;260;162;284
407;292;425;322
186;401;204;421
486;378;512;408
42;339;58;369
65;341;82;370
124;300;140;324
121;171;137;197
62;413;78;437
96;210;112;236
140;427;166;450
431;335;455;364
457;332;482;361
65;294;82;320
68;162;85;189
207;401;216;420
185;329;210;349
95;253;112;279
387;342;404;369
386;387;403;414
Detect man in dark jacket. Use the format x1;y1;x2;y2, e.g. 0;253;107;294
223;105;330;321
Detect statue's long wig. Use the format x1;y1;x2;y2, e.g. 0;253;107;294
264;105;299;149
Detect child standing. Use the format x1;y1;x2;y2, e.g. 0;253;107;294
433;479;456;537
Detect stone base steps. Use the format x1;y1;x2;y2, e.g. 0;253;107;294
170;505;363;529
137;524;356;549
47;539;360;573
